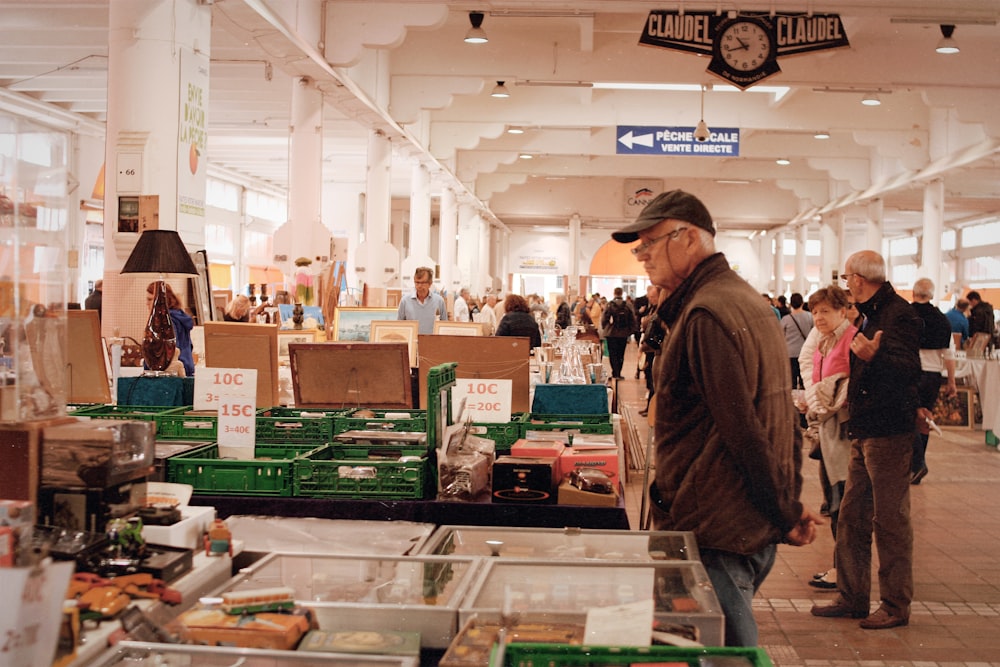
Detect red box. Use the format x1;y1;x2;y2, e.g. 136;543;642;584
510;438;565;459
557;448;620;487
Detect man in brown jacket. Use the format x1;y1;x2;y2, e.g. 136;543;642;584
613;189;821;646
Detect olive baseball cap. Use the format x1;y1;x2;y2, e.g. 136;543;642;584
612;189;715;243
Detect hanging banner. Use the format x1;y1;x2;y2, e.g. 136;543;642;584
177;47;209;225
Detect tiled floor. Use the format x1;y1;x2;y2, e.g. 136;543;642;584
612;342;1000;666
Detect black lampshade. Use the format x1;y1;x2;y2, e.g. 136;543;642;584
121;230;198;275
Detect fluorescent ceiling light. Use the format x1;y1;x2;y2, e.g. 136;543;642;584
518;153;534;159
776;158;791;165
592;82;790;101
861;92;881;106
813;131;831;139
506;126;525;134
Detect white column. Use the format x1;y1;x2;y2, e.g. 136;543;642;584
920;178;945;292
866;199;884;255
408;163;432;259
438;188;458;295
287;76;324;261
364;129;392;247
772;231;785;296
795;223;809;294
104;0;211;266
477;215;491;295
819;214;840;285
757;233;773;291
569;213;582;291
456;201;477;291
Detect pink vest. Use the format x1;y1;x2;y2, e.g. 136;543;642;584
813;324;857;382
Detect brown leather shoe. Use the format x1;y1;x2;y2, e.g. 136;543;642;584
859;606;908;629
810;600;869;619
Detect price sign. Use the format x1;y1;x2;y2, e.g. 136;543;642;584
217;394;257;450
451;379;512;423
0;560;74;666
194;368;256;410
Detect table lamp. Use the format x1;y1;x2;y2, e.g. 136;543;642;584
120;230;198;373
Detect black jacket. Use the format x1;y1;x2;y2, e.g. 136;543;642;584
847;282;921;439
496;311;541;348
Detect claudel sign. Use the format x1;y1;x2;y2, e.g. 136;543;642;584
639;11;850;89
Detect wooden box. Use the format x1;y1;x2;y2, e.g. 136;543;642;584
0;417;76;501
289;342;412;409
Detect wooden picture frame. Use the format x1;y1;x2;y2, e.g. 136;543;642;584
932;386;974;430
203;322;280;407
417;334;531;412
66;310;112;404
332;307;398;342
288;342;412;409
370;320;419;367
277;331;315;359
433;321;484;336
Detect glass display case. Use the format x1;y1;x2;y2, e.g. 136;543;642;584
92;641;419;667
459;559;723;646
0;113;70;422
218;552;481;649
419;525;699;561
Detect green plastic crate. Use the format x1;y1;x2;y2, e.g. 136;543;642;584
494;644;774;667
155;410;218;441
294;444;429;499
166;442;317;496
332;409;427;436
255;407;344;444
987;430;998;448
522;413;614;435
466;413;529;453
426;362;458;450
74;404;187;422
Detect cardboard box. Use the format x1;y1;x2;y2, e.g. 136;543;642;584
557;447;620;486
510;438;565;459
42;419;154;488
492;456;555;503
557;478;619;507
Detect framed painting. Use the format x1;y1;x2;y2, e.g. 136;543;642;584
66;310;111;404
277;331;315;359
370;320;419;367
277;304;324;329
332;307;398;342
433;321;484;336
932;386;974;430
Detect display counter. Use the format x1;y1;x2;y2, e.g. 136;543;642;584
188;495;630;530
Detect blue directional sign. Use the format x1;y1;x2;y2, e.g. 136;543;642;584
616;125;740;156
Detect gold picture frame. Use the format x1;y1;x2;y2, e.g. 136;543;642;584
370;320;419;367
332;307;398;341
433;320;484;336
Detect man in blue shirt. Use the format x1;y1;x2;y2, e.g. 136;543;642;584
945;299;970;348
397;266;446;334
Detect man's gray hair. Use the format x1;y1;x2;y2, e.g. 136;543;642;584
913;278;934;300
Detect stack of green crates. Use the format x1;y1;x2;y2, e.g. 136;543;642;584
332;409;427;436
294;440;429;499
521;413;614;436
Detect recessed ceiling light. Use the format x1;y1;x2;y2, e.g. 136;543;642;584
813;131;831;139
861;92;881;106
507;126;525;134
776;158;791;166
518;153;534;159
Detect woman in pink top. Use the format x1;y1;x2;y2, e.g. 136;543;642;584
804;285;858;590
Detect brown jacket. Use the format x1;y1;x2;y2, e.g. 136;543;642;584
650;253;804;554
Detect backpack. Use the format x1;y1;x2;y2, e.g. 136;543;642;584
607;299;634;334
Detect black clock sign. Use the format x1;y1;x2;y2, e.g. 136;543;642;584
709;17;780;87
639;11;849;90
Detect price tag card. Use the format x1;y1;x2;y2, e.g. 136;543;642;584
194;368;257;411
217;392;257;452
451;379;512;423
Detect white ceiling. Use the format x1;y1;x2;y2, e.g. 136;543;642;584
2;0;999;239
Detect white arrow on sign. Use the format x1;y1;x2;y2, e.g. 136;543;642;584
618;130;655;150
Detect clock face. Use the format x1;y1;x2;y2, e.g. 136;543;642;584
719;21;772;72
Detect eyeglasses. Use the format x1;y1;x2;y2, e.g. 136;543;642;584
839;273;864;283
414;280;432;285
631;227;689;256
